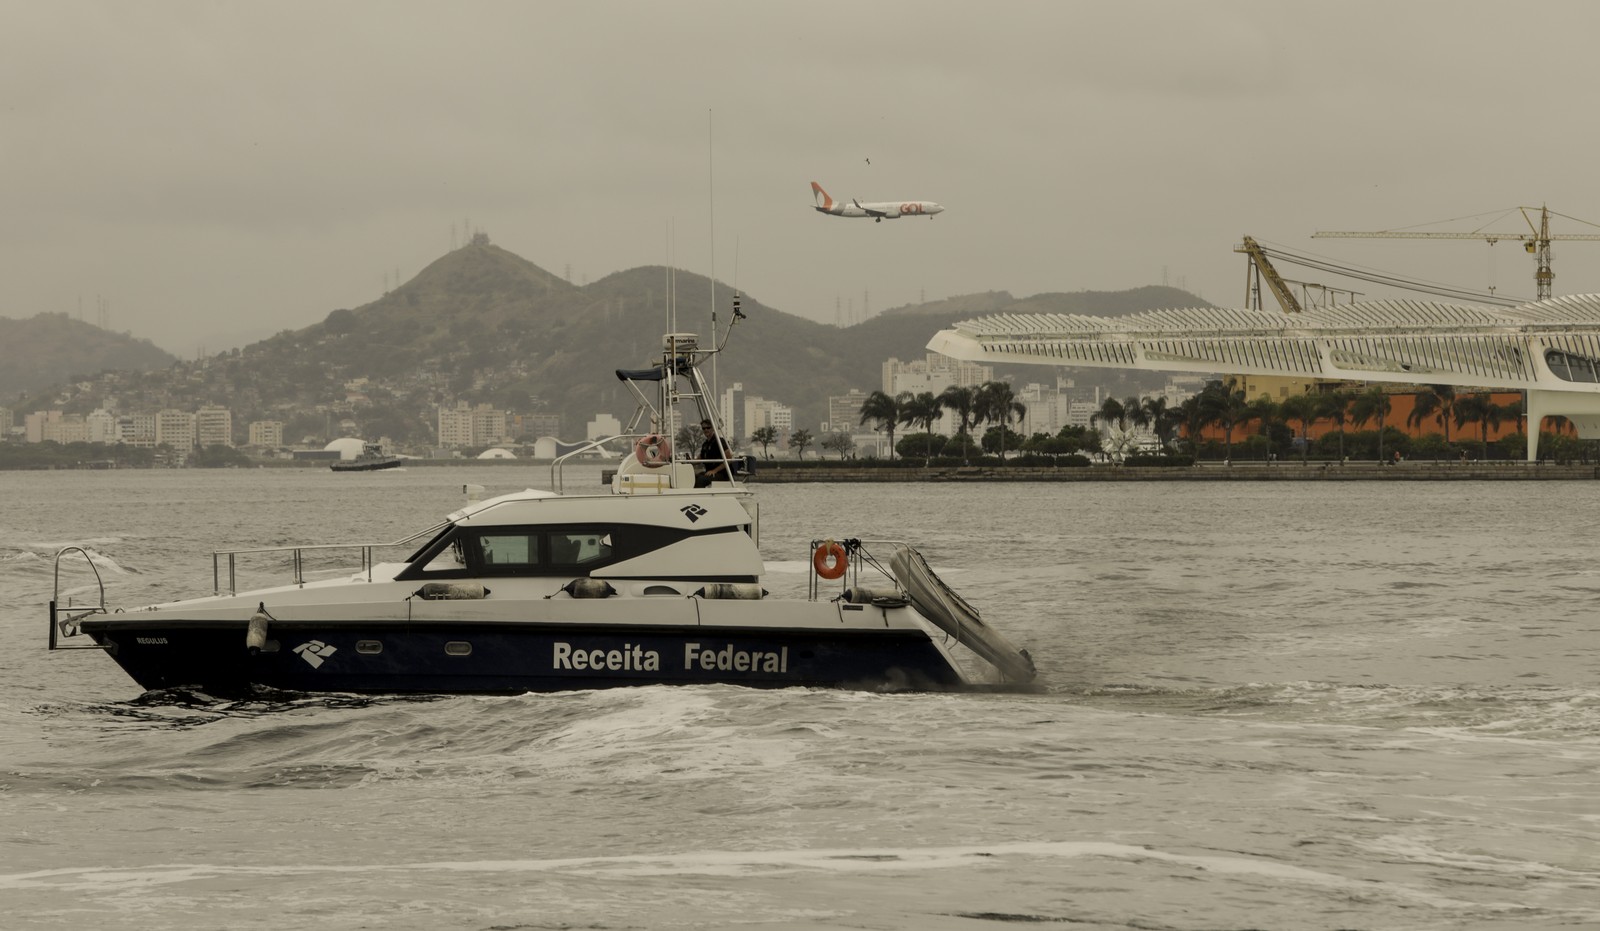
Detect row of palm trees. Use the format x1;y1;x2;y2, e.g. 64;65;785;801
858;382;1028;463
860;379;1530;464
1178;381;1524;461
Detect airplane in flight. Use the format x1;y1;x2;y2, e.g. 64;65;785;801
810;182;944;222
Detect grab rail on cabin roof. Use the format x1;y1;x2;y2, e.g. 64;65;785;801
551;433;633;493
211;525;440;595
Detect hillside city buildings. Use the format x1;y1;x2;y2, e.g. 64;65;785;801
0;349;1225;461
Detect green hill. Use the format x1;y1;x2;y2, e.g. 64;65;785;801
12;238;1213;445
235;238;1212;439
0;314;176;403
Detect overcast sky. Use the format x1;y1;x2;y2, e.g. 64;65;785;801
7;0;1600;356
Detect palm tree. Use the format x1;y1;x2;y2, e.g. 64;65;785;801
1316;389;1355;461
788;428;813;460
1123;394;1151;440
1458;393;1514;460
1410;385;1459;443
1452;393;1488;459
1140;395;1179;451
975;381;1026;462
1279;392;1319;463
750;425;778;459
1091;396;1129;432
1408;389;1441;440
1177;393;1211;455
1351;386;1393;462
1091;396;1134;461
1198;381;1250;461
1493;399;1523;459
858;390;909;460
938;385;980;464
899;391;943;459
1245;395;1280;459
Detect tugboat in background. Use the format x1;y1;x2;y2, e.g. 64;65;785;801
330;442;402;472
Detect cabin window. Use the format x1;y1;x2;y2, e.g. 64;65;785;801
356;640;383;654
445;641;472;656
395;521;744;581
409;531;468;574
478;533;540;568
552;532;612;566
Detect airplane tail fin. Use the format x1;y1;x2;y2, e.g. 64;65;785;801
810;181;833;210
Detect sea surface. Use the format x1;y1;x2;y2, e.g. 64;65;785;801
1;466;1596;930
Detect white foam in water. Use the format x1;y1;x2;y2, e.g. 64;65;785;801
0;840;1489;911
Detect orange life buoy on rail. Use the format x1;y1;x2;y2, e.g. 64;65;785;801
813;540;848;580
635;434;671;468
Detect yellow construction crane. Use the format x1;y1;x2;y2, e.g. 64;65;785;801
1236;236;1302;313
1235;236;1360;313
1314;205;1600;301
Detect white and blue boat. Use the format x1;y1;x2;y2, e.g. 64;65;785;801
48;332;1035;694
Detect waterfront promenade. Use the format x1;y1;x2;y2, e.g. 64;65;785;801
744;461;1600;482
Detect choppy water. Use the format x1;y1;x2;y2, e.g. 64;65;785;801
2;467;1596;930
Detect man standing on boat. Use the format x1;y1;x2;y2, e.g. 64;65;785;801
695;419;733;487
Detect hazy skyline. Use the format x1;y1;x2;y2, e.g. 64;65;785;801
7;0;1600;357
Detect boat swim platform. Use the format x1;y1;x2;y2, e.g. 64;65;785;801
927;293;1600;461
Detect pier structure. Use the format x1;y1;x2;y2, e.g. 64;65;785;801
927;294;1600;462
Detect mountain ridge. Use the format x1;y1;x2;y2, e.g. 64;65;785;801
10;239;1211;444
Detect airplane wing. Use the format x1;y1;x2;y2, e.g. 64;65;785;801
853;199;889;218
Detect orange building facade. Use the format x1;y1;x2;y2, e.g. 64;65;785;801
1192;389;1552;445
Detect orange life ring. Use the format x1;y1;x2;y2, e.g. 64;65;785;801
635;434;671;468
813;540;848;580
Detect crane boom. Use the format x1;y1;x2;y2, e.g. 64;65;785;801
1235;235;1302;313
1314;230;1600;241
1313;206;1600;300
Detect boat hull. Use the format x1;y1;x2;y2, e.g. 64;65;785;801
330;458;402;472
79;618;968;694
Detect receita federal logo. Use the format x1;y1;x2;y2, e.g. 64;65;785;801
293;640;337;668
680;504;708;523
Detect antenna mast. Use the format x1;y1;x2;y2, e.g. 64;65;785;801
708;109;717;399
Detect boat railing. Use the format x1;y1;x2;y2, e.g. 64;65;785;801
48;546;113;651
552;432;749;494
551;434;632;492
212;525;440;596
806;537;910;601
809;537;1037;684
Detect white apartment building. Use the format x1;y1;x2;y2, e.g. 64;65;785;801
24;410;59;443
586;413;622;441
155;409;195;450
748;398;792;439
881;353;993;395
195;406;234;448
42;414;89;444
472;406;508;446
719;382;747;446
86;409;119;443
437;402;508;447
823;389;871;434
118;413;157;448
248;421;284;448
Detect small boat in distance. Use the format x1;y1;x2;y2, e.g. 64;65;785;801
48;326;1035;695
330;442;402;472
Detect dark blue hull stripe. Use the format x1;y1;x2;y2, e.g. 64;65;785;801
86;622;965;693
